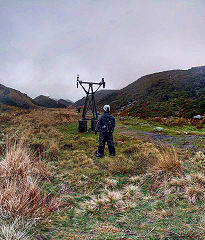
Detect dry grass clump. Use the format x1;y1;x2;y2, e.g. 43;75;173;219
0;179;59;217
185;186;204;204
123;185;141;198
105;178;118;188
187;173;205;186
191;151;205;170
101;155;134;174
164;173;205;204
83;199;98;213
0;142;59;218
101;143;181;177
93;195;108;208
0;141;49;178
68;150;95;169
129;175;141;184
81;181;143;213
82;190;124;213
148;145;182;177
0;216;35;240
47;141;59;158
105;190;123;205
165;178;187;193
122;144;141;155
129;143;182;177
129;142;162;174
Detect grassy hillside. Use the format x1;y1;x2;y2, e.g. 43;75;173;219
0;84;37;108
122;66;205;117
34;95;69;108
76;66;205;117
58;99;73;107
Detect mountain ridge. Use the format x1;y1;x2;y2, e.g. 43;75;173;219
0;84;37;109
75;66;205;117
1;65;205;116
34;95;72;108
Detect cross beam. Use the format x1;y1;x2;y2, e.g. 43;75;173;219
77;74;105;120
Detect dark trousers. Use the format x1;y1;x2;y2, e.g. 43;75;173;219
98;132;115;156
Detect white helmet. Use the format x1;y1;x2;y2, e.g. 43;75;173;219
103;105;110;112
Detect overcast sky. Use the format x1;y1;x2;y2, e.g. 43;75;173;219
0;0;205;101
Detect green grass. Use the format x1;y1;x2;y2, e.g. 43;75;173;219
117;116;205;136
35;120;205;239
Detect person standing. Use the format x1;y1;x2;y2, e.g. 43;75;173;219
95;105;116;158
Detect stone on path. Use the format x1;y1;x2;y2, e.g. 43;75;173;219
155;127;164;131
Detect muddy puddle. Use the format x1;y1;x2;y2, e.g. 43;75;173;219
120;130;205;151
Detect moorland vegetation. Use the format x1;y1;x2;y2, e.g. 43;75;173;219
0;107;204;239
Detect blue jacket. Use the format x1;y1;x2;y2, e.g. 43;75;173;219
95;112;115;133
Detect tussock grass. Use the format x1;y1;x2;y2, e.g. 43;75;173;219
100;143;182;179
191;151;205;170
0;141;47;178
129;175;141;184
0;216;35;240
123;185;141;197
47;141;59;158
164;173;205;204
105;178;118;188
101;155;134;174
0;141;61;239
148;145;182;177
1;110;204;239
186;186;204;204
0;142;60;218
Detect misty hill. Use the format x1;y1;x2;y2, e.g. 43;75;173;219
75;66;205;117
74;90;120;107
58;99;73;107
120;66;205;117
34;95;71;108
0;84;37;109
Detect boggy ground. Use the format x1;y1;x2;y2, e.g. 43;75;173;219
0;109;204;239
117;116;205;152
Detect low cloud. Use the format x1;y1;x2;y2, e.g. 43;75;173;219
0;0;205;101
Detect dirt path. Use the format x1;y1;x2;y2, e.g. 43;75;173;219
119;129;205;151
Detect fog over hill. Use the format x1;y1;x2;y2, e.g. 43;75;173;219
0;0;205;101
34;95;72;108
0;84;37;109
0;65;204;116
